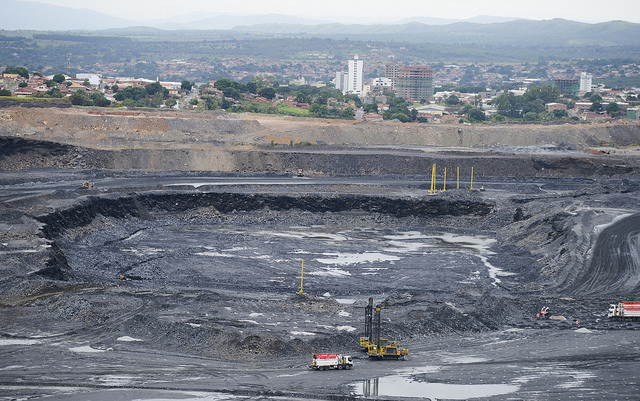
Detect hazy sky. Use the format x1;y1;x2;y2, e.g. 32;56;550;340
25;0;640;23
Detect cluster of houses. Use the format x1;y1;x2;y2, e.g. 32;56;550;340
1;69;639;123
1;72;101;97
0;72;184;106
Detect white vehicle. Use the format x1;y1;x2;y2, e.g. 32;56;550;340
310;353;353;370
608;301;640;319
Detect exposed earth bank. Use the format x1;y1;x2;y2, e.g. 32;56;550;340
1;107;640;400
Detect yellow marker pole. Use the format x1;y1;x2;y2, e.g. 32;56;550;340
430;164;436;194
443;167;447;191
470;167;474;190
299;259;304;293
457;167;460;189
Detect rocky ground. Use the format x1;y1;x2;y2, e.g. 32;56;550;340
1;107;640;400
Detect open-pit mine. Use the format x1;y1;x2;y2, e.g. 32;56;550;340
1;107;640;400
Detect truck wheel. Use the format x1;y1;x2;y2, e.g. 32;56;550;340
338;365;343;370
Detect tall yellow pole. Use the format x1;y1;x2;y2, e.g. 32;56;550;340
299;259;304;293
431;164;436;194
470;167;474;190
443;167;447;191
457;167;460;189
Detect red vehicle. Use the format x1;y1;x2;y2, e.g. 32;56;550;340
608;301;640;319
310;353;353;370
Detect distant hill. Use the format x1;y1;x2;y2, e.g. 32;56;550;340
0;0;133;30
394;15;518;25
157;14;330;30
232;18;640;47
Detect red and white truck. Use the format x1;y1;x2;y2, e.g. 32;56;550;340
608;301;640;319
310;353;353;370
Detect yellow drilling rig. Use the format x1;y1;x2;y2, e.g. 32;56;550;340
359;297;409;360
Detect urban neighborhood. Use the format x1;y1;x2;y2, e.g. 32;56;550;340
2;54;639;124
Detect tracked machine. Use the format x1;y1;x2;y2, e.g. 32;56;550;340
359;297;409;360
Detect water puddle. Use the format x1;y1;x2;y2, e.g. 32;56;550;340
355;376;519;399
0;338;41;346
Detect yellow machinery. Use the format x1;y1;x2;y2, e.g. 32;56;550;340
359;298;409;360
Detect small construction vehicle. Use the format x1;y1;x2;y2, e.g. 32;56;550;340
310;353;353;370
360;297;409;360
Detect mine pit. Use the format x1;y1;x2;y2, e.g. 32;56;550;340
2;110;640;399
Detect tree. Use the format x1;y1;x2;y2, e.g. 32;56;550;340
223;87;241;100
114;86;147;102
18;82;27;88
589;93;603;103
203;96;218;110
383;94;412;122
0;89;11;96
145;82;168;98
214;78;234;91
294;92;311;104
444;94;460;106
494;90;522;118
468;108;486;122
46;88;64;98
181;80;193;92
490;113;506;123
523;111;539;121
70;91;89;105
552;109;568;118
151;92;164;107
52;73;66;84
91;92;111;107
524;84;559;105
606;102;621;117
165;98;177;107
258;87;276;100
244;82;257;94
363;103;378;113
410;108;418;121
590;101;603;112
342;107;355;120
344;94;362;108
3;67;29;79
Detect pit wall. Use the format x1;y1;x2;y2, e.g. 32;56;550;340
34;191;494;280
2;107;640;149
2;136;638;179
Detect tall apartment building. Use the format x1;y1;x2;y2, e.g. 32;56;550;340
554;78;579;96
392;65;434;102
385;62;400;90
579;72;593;92
347;55;364;95
335;71;348;92
335;55;364;95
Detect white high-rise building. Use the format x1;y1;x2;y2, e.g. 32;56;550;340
335;71;348;91
347;55;364;95
580;72;593;92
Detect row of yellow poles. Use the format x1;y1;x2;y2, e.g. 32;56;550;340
430;164;474;194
